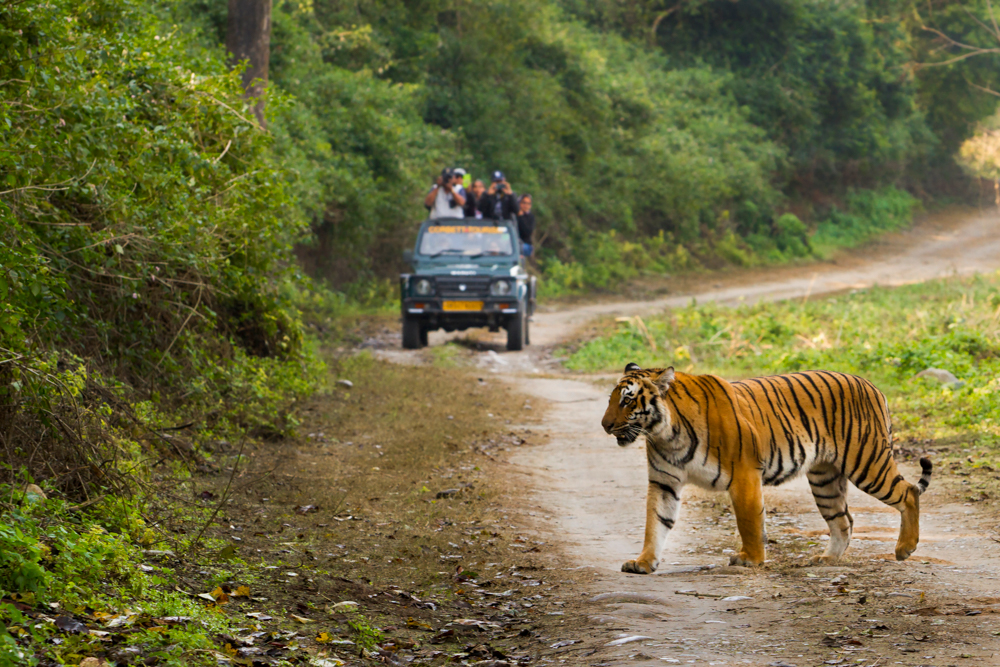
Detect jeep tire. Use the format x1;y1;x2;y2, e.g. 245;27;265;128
506;310;525;351
402;316;422;349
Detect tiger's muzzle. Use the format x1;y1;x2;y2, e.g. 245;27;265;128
610;426;640;447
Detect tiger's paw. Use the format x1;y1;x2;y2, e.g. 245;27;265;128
809;554;840;565
728;552;763;567
621;557;657;574
894;543;916;561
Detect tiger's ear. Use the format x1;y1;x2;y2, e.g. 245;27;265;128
653;367;675;394
624;362;641;373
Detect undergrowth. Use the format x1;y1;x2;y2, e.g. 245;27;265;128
0;0;330;661
0;492;230;666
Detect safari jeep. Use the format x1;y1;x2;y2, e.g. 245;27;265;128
400;217;536;351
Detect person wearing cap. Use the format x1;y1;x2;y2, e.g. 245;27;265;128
477;171;518;220
424;167;466;219
463;179;486;219
452;167;469;201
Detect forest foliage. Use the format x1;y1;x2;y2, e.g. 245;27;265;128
163;0;1000;293
2;0;1000;479
0;0;322;498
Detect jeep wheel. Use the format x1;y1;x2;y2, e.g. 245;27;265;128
419;326;429;347
402;317;422;349
506;311;525;351
525;315;530;346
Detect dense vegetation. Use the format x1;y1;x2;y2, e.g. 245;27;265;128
1;0;320;459
150;0;1000;295
0;0;320;661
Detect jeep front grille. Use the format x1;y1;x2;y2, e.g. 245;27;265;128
436;276;492;297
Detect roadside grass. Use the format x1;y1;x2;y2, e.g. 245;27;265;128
808;186;919;258
293;281;398;346
563;271;1000;509
0;493;237;666
427;342;463;368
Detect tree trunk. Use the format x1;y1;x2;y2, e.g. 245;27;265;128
226;0;272;128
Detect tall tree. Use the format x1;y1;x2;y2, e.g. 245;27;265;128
227;0;272;126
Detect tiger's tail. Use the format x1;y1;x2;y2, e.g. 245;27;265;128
915;457;933;495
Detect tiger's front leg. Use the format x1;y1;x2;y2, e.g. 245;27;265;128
728;471;766;567
622;480;681;574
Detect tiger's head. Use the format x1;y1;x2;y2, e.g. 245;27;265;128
601;363;675;446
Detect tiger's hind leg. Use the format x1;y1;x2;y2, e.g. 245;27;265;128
807;464;853;564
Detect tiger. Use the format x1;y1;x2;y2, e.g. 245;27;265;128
601;363;933;573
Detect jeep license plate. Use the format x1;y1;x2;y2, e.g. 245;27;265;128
442;301;483;312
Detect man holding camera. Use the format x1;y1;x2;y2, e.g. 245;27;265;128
424;167;466;219
477;171;518;220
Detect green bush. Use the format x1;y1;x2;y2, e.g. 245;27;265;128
0;494;229;665
812;187;920;257
0;0;321;451
538;229;697;297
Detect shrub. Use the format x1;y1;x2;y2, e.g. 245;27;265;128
0;0;323;496
812;187;919;257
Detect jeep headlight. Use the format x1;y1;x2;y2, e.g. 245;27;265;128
414;278;434;296
490;280;512;296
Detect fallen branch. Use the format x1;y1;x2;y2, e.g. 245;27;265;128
675;590;723;598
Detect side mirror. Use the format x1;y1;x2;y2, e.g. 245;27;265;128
402;249;414;265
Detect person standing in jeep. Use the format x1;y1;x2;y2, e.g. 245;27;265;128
478;171;518;220
464;179;486;219
424;167;466;219
516;193;535;257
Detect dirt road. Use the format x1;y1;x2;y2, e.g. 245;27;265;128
398;209;1000;665
512;377;1000;666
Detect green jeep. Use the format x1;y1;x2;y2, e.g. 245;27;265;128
400;217;536;351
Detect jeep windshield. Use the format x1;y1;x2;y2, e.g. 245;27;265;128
418;224;514;258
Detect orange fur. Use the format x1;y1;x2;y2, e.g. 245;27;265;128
602;365;932;571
